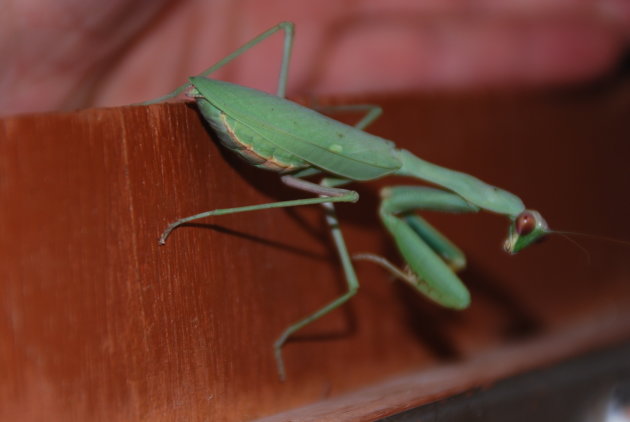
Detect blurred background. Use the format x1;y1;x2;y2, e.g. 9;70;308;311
1;0;629;114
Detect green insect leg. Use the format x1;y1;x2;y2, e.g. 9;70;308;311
273;176;362;380
158;175;358;244
365;186;480;310
143;21;295;104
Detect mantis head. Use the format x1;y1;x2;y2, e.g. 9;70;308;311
504;210;549;254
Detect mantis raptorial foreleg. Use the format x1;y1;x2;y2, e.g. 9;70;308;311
369;186;480;308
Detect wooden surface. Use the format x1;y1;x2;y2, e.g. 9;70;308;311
1;76;630;421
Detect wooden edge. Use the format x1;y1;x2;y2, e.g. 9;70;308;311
255;310;630;421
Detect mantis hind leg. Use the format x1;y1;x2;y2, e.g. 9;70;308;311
359;186;480;310
143;21;295;104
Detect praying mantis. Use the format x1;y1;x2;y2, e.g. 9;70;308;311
149;22;549;380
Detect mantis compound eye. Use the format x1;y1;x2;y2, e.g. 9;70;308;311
515;211;537;236
504;209;549;254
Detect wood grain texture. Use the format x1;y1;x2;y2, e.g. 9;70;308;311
1;77;629;421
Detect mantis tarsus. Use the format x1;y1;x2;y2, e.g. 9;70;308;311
148;22;549;380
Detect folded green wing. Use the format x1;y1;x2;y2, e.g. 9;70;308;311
190;77;402;181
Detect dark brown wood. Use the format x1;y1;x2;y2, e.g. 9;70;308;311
1;78;630;421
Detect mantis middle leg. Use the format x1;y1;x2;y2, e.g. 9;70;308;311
272;104;384;379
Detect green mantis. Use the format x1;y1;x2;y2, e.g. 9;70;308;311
149;22;549;380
